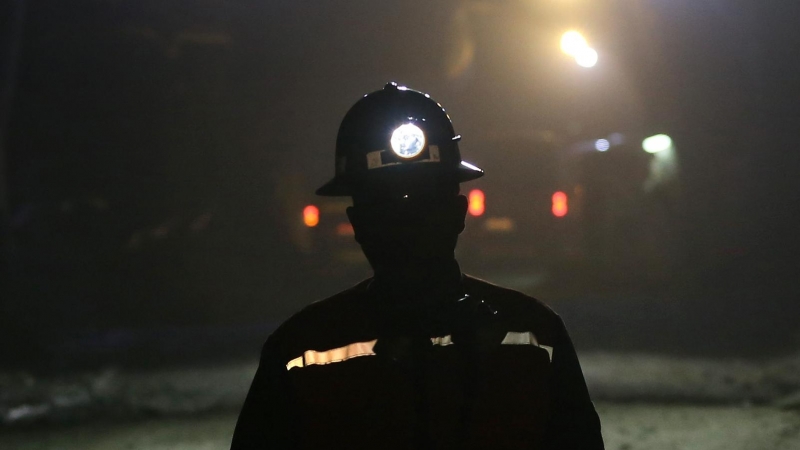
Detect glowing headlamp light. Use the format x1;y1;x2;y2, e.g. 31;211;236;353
390;123;426;159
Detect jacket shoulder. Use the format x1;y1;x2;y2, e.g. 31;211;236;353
462;274;563;339
291;278;372;323
463;274;556;315
262;278;373;359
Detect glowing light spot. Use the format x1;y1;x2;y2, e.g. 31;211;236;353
575;47;598;68
642;134;673;153
552;191;568;218
485;217;514;232
303;205;319;227
390;124;426;158
468;189;485;217
335;222;354;236
595;139;610;152
561;31;588;56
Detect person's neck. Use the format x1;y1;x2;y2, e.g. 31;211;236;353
370;257;463;299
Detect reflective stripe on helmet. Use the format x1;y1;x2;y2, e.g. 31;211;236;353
365;145;441;170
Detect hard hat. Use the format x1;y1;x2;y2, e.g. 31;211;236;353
316;82;484;197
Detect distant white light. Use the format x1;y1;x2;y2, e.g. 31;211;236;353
595;139;610;152
390;124;426;158
561;31;588;56
575;47;598;68
642;134;673;153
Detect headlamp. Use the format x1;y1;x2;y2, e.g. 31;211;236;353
390;123;426;159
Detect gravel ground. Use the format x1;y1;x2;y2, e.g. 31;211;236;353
2;404;800;450
597;403;800;450
3;352;800;449
4;352;800;425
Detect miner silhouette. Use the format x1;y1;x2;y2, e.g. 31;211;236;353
231;83;604;450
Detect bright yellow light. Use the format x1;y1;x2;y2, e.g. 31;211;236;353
303;205;319;227
642;134;673;153
552;191;568;218
560;31;588;56
575;47;598;68
468;189;485;216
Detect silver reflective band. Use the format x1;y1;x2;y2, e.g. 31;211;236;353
501;331;553;362
501;331;539;345
366;150;383;169
429;145;440;161
541;346;554;361
286;339;378;371
366;145;440;170
430;335;454;346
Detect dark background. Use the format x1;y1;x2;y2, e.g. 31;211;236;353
1;0;799;371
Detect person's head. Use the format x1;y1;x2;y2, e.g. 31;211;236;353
316;83;483;270
345;174;468;270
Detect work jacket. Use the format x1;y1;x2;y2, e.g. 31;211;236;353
231;274;604;449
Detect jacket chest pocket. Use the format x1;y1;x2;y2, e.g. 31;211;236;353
470;346;553;448
478;345;551;410
289;357;416;449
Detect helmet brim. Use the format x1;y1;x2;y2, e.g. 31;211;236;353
315;160;484;197
315;177;352;197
